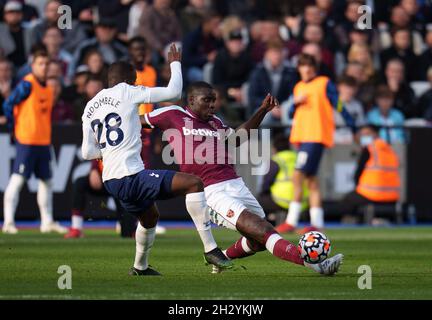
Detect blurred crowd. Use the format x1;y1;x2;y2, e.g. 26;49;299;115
1;0;432;144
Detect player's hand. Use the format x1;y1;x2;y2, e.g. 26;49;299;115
259;94;279;113
167;43;181;64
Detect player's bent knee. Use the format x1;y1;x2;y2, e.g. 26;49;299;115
236;210;273;243
188;176;204;193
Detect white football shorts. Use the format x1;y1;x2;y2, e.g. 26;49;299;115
204;177;265;231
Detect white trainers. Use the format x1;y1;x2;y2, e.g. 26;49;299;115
2;223;18;234
155;225;166;235
306;253;344;276
40;222;68;234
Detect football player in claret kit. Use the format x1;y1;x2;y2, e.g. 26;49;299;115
81;44;232;275
142;82;344;275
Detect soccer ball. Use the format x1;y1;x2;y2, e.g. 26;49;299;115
298;231;331;264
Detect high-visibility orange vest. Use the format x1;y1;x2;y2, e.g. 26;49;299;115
356;138;401;202
289;76;335;147
135;65;157;115
14;74;54;145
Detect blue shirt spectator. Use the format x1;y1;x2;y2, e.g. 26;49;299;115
367;85;405;144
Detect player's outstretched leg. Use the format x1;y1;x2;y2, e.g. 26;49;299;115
171;172;234;271
129;204;161;276
236;211;343;276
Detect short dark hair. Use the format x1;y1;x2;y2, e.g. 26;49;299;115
337;74;358;87
107;61;136;87
187;81;214;99
85;73;104;85
297;53;317;69
32;49;49;63
128;36;147;48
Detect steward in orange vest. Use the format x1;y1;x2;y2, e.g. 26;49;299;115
339;124;400;220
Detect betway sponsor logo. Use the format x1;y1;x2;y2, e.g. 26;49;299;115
182;127;221;140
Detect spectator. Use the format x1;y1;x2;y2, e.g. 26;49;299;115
212;29;253;106
3;0;39;22
339;124;401;224
30;0;88;54
182;11;223;83
380;27;419;81
382;58;416;118
418;26;432;81
82;49;108;85
96;0;133;43
47;76;74;123
137;0;182;57
249;20;280;63
417;67;432;121
333;0;365;53
179;0;210;35
378;5;425;56
0;1;32;68
367;85;405;144
72;74;104;121
0;58;15;125
300;42;334;79
301;24;334;74
248;40;297;120
335;75;366;143
42;26;74;85
62;65;90;119
47;59;63;80
347;43;377;82
73;17;128;67
344;61;377;111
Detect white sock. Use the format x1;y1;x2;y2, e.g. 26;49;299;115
310;207;324;228
285;201;302;227
185;192;218;253
264;233;283;254
37;179;53;226
72;215;83;230
3;174;25;225
134;224;156;270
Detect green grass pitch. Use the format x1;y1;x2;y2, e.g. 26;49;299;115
1;227;432;299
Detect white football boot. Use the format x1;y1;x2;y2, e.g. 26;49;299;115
40;222;68;234
305;253;344;276
2;222;18;234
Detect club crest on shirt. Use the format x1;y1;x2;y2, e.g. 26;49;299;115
226;209;235;218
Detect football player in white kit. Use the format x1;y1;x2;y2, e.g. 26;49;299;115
81;45;233;275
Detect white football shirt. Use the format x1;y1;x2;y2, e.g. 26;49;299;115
81;61;182;181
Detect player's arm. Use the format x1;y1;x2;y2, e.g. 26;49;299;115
226;94;278;147
81;121;102;160
140;105;176;129
236;94;278;132
130;44;182;105
326;80;356;131
2;80;32;130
